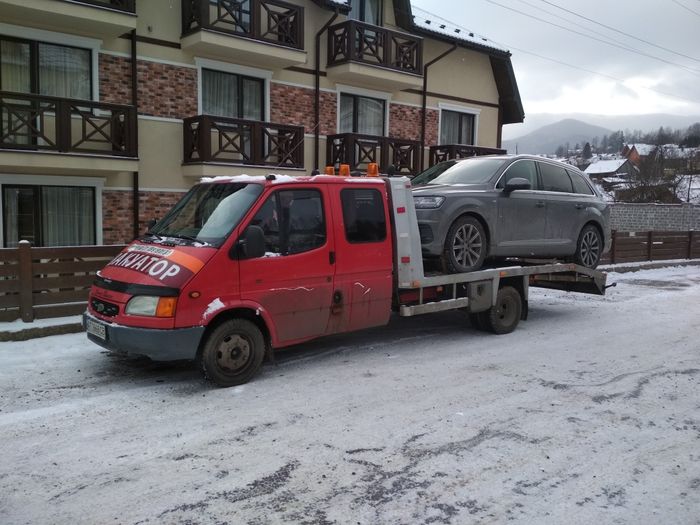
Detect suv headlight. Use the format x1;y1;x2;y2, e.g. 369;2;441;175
125;296;177;317
414;196;445;209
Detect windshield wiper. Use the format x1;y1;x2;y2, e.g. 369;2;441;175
161;233;210;246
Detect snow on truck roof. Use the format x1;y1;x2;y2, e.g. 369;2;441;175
199;174;386;185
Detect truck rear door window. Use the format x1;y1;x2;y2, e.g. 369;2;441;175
250;189;326;256
341;188;386;243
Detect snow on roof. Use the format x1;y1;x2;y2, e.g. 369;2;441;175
410;6;509;53
584;159;629;174
628;143;656;156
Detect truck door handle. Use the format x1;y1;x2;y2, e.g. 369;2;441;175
535;201;545;208
329;251;336;265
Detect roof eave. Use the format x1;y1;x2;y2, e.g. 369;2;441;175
310;0;351;15
393;0;525;125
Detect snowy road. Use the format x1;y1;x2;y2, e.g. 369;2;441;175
1;266;700;524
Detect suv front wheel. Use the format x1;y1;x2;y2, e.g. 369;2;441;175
441;215;487;273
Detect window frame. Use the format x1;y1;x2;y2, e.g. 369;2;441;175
495;159;540;190
0;35;93;100
349;0;383;25
2;183;97;247
0;23;100;101
438;103;480;146
200;67;265;121
567;169;596;196
538;161;574;193
339;93;387;135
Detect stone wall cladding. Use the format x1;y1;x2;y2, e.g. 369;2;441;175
99;54;197;119
389;104;438;145
270;84;336;136
609;203;700;232
102;190;184;245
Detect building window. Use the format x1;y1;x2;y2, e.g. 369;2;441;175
440;109;475;145
2;185;96;247
201;68;264;120
339;93;385;136
348;0;383;25
0;37;91;100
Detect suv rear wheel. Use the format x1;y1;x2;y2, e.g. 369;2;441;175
574;224;602;269
441;216;487;273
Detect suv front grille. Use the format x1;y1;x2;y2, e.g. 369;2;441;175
91;298;119;317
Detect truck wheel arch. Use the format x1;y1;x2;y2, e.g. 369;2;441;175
199;306;274;360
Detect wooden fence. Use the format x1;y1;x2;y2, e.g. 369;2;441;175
0;232;698;323
601;230;699;265
0;241;124;323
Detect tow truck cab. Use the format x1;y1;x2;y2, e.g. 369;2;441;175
84;175;397;380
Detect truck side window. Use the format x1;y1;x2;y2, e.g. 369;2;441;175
250;189;326;256
341;188;387;243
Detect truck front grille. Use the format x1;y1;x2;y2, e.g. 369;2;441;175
91;298;119;317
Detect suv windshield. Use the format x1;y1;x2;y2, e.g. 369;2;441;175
429;158;506;185
411;160;457;186
148;183;263;246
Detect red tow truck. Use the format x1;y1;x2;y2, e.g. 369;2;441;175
84;173;607;386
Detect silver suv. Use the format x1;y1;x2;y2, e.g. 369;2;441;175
412;155;610;272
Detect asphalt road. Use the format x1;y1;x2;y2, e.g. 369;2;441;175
1;265;699;524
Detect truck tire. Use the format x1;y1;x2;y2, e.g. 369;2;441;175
574;224;602;269
200;319;265;387
483;286;521;335
441;215;487;273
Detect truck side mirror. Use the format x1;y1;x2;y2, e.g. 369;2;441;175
231;225;266;260
504;177;531;193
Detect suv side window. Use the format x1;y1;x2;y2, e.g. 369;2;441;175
250;189;326;256
341;188;387;243
567;170;595;195
496;160;538;189
539;162;573;193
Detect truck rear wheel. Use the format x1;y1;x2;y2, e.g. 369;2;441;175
483;286;522;335
200;319;265;387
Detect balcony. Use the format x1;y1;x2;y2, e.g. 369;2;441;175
181;0;307;69
429;144;506;165
182;115;305;176
0;91;137;174
326;20;423;91
327;133;421;176
0;0;136;38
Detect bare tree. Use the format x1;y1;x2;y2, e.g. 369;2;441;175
616;147;684;203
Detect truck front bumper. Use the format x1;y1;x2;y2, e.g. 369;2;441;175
83;312;205;362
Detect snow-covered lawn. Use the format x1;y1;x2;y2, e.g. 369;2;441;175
1;266;699;524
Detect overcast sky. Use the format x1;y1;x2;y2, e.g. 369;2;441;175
411;0;700;138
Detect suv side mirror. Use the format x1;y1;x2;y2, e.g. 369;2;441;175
504;177;532;193
231;225;266;260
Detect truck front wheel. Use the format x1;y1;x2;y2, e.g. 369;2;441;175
200;319;265;387
483;286;522;335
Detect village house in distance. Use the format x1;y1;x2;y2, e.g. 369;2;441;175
0;0;523;247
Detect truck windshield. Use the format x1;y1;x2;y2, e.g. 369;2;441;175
148;183;263;246
429;158;506;185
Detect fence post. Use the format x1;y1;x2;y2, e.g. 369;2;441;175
18;240;34;323
610;230;617;264
689;230;694;260
647;231;653;261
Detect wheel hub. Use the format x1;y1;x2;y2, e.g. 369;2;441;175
580;230;600;267
216;334;251;372
452;224;482;267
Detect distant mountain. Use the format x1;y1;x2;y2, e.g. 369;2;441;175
502;119;612;155
503;113;700;142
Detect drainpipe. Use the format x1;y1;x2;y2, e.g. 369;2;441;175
314;9;340;171
131;29;140;240
420;43;457;172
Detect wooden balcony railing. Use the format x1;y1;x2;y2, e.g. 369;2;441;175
327;133;421;175
183;115;305;168
328;20;422;74
429;144;506;165
0;91;137;157
71;0;136;13
182;0;304;49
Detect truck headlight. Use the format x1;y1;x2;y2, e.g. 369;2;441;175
413;196;445;209
125;296;177;317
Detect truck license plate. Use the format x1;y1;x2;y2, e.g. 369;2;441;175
86;319;106;340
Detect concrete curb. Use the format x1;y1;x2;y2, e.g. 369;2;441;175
0;323;84;343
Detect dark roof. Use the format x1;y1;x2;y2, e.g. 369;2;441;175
393;0;525;124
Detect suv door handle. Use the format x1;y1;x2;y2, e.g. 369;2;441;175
535;201;545;208
575;204;584;210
